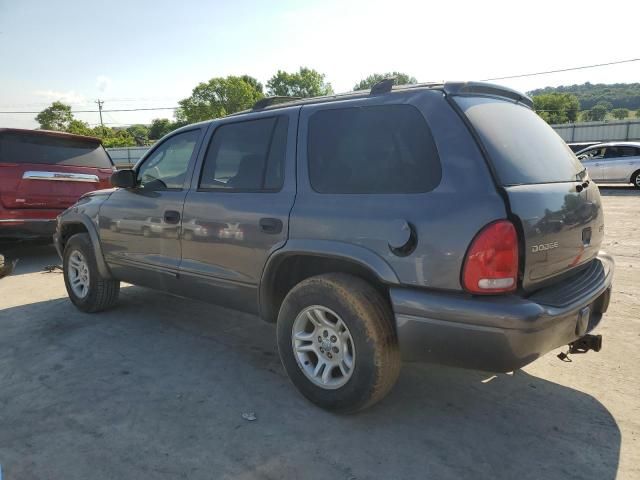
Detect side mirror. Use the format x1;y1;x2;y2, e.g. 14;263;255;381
110;169;137;189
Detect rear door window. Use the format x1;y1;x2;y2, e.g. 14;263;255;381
455;96;584;185
307;104;441;194
0;132;113;168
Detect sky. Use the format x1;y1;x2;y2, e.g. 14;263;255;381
1;0;639;129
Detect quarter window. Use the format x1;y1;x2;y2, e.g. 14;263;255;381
307;105;441;194
199;116;288;191
137;129;200;190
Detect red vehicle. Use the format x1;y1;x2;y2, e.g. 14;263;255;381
0;129;114;239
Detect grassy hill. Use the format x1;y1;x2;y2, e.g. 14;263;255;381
527;83;640;111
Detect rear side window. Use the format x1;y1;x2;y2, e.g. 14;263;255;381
606;146;640;158
199;116;288;191
307;105;441;194
0;132;113;168
455;96;584;185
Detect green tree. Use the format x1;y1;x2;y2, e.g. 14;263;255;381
583;102;611;121
35;101;74;131
176;75;264;123
611;108;629;120
637;109;640;118
353;72;417;91
532;93;580;124
266;67;333;98
127;124;150;145
66;119;93;136
148;118;175;140
92;126;136;148
240;75;264;95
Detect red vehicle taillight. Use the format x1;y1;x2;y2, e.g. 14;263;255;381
462;220;519;294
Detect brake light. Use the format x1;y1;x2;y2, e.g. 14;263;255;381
462;220;518;294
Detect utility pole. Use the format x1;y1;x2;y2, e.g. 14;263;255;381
95;99;104;127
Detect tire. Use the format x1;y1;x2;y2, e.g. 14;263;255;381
277;273;400;413
142;227;151;237
632;170;640;189
63;233;120;313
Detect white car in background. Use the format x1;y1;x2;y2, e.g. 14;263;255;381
576;142;640;189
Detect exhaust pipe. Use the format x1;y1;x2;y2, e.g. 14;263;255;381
569;334;602;354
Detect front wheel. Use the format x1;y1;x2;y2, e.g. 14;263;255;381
63;233;120;313
277;273;400;413
632;170;640;189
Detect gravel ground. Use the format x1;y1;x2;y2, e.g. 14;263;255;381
0;186;638;480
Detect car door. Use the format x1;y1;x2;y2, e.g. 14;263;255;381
578;147;605;181
99;128;204;291
606;146;640;181
178;108;298;313
600;146;622;181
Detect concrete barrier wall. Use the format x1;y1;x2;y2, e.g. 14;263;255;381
552;120;640;143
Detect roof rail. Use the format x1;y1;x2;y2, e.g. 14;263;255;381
253;96;301;110
370;77;396;95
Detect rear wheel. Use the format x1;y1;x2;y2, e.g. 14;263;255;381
632;170;640;189
63;233;120;313
277;273;400;413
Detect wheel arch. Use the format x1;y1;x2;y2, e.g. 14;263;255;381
259;240;399;323
57;212;113;279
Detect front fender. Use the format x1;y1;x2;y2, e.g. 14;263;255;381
55;210;113;279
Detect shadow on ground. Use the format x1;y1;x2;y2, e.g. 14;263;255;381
597;184;638;196
0;241;59;276
0;285;621;480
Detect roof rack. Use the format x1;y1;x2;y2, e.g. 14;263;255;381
253;96;301;110
370;77;396;95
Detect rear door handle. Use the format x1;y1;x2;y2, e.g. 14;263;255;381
259;217;283;234
164;210;181;224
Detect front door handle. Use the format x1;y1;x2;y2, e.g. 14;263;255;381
164;210;181;224
259;217;283;234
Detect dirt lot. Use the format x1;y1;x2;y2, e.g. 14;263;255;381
0;186;638;480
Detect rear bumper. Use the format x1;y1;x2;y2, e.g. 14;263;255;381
391;252;614;372
0;218;57;239
0;205;60;239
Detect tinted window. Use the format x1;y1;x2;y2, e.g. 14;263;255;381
456;96;584;185
606;146;640;158
308;105;441;194
0;132;112;168
137;129;199;190
200;116;288;191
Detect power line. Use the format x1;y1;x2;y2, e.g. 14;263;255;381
0;106;178;114
481;57;640;81
1;57;639;116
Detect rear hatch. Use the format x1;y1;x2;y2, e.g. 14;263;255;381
454;94;604;291
0;130;114;210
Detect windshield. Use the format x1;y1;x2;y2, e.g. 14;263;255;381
455;96;584;185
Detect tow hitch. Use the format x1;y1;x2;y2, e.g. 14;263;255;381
557;334;603;362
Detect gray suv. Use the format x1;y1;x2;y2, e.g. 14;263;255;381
54;81;614;413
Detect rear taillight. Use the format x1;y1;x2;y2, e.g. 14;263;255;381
462;220;518;294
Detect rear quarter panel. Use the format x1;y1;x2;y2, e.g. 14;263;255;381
290;90;507;291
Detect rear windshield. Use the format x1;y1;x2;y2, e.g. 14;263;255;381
0;132;113;168
455;96;584;185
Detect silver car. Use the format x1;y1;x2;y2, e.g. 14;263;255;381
576;141;640;189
